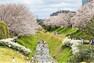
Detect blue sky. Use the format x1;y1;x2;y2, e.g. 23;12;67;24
0;0;82;19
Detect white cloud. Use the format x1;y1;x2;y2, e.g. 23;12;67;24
0;0;82;18
0;0;44;5
22;0;44;5
29;0;82;18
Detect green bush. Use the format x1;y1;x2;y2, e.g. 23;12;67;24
42;25;60;32
68;45;94;63
0;21;9;39
9;31;17;37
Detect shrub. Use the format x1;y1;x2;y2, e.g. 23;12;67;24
63;38;72;46
62;37;82;54
42;25;60;32
0;37;31;56
68;45;94;63
0;21;9;39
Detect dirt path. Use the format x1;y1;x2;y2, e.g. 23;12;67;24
31;40;58;63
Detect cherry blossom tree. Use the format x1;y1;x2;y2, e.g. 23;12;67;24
71;0;94;28
0;3;40;36
44;11;75;27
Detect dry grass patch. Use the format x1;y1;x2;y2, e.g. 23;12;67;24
0;46;29;63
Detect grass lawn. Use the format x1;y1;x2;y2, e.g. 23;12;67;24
54;27;91;40
16;35;38;58
0;46;29;63
71;30;91;40
36;31;72;63
56;28;78;35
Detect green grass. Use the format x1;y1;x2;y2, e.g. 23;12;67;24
36;31;72;63
0;46;29;63
0;27;89;63
16;35;38;58
52;27;91;40
71;30;91;40
56;28;78;35
0;34;39;62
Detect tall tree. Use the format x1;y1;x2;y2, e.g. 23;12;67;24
44;11;75;27
81;16;94;38
0;4;40;36
71;0;94;28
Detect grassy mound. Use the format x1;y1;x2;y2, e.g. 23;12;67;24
0;21;9;39
0;46;29;63
37;31;72;63
16;35;38;58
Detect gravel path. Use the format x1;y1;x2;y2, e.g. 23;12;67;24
31;40;58;63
